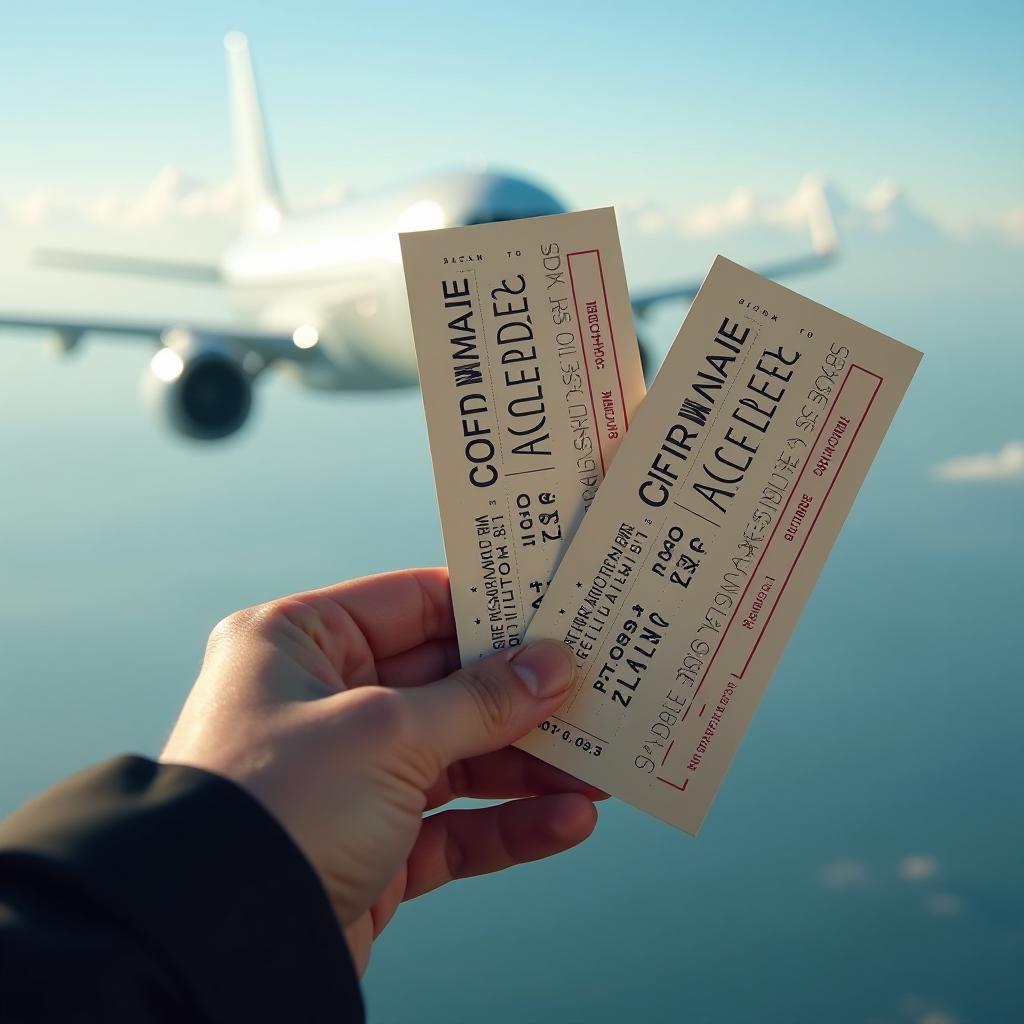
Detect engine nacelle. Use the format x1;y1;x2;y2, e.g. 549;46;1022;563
143;332;253;441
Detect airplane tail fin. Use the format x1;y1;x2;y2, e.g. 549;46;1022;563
225;31;284;233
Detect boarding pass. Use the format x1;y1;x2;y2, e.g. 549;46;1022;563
401;209;646;661
517;255;922;832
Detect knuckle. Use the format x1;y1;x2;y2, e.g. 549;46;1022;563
346;685;413;745
248;599;303;634
206;607;257;654
453;664;515;735
243;599;316;640
204;599;305;660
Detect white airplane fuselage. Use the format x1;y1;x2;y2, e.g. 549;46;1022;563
1;31;834;442
222;169;566;391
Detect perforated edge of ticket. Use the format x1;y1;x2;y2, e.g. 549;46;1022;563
401;208;645;662
518;255;922;834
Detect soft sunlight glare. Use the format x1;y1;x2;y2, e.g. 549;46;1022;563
150;347;185;383
292;324;319;349
396;199;444;233
255;204;282;232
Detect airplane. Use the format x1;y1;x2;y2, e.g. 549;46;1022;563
1;32;837;442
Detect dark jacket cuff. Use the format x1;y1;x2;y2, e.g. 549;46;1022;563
0;755;364;1023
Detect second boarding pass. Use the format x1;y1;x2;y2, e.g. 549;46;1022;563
404;213;921;834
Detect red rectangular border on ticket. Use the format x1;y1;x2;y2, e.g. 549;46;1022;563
566;248;631;474
657;363;885;790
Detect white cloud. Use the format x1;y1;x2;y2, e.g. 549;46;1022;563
895;994;961;1024
622;177;1024;252
8;188;57;226
819;858;871;890
0;166;345;230
926;892;964;918
4;167;1022;260
899;854;941;881
683;185;759;236
948;203;1024;246
619;174;956;246
1003;205;1024;244
632;204;667;235
933;441;1024;482
629;175;825;239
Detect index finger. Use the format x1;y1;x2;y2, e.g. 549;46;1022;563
302;567;456;662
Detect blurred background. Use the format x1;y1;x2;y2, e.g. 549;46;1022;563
1;3;1022;1022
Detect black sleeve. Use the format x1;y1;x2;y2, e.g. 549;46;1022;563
0;756;364;1023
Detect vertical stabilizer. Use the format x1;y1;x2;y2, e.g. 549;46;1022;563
225;32;284;233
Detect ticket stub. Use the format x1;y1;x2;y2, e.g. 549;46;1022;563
519;256;922;833
401;209;645;661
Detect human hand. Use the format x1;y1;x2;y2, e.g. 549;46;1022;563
160;568;603;973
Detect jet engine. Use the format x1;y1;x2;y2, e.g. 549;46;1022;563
143;331;253;440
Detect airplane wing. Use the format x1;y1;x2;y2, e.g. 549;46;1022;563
0;311;338;441
630;179;838;319
0;311;311;366
34;248;223;284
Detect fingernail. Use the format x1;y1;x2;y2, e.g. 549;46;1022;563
510;641;574;699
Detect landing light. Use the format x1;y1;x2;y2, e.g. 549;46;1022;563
292;324;320;349
151;347;185;383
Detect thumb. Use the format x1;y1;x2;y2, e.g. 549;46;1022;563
402;641;575;766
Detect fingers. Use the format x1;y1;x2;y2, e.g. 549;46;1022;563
425;747;608;809
402;641;575;765
404;793;598;901
374;637;460;689
303;568;456;662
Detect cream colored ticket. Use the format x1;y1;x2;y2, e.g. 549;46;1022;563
401;209;645;661
519;255;922;833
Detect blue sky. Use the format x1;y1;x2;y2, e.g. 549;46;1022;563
3;0;1022;224
2;11;1024;1021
